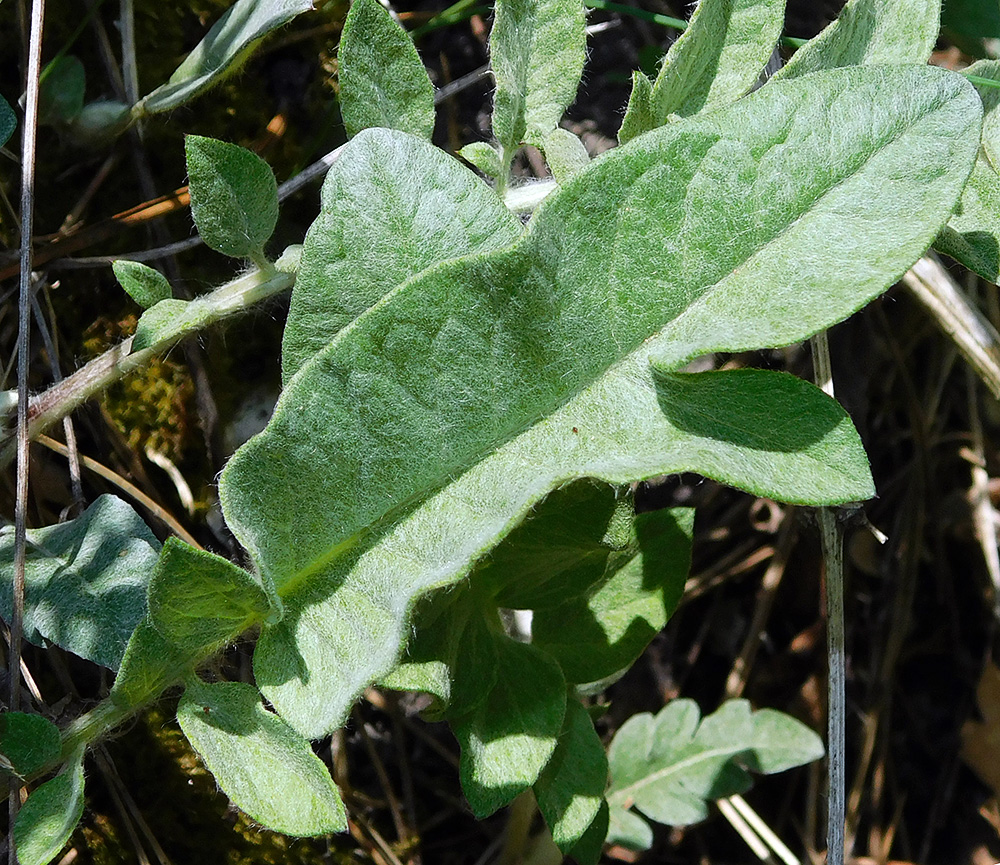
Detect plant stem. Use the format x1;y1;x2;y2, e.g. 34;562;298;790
0;259;297;470
811;330;845;865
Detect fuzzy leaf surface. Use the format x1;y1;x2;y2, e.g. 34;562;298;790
534;698;608;853
490;0;586;149
650;0;785;121
0;94;15;147
773;0;940;81
177;679;346;835
0;495;159;670
543;127;590;183
452;638;566;816
113;260;172;309
142;0;313;113
221;65;977;738
186;135;278;260
148;538;273;656
0;713;60;779
282;128;522;380
13;751;85;865
607;699;823;830
618;71;654;144
338;0;435;140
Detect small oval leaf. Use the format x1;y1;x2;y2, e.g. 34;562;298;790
113;260;172;309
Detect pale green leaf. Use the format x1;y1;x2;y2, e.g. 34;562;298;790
606;803;653;851
178;679;346;836
39;56;84;126
607;699;823;829
338;0;435;140
0;94;15;148
148;538;273;656
0;713;60;779
0;495;159;670
533;504;694;684
618;71;654;145
773;0;940;81
650;0;785;121
13;751;85;865
141;0;313;114
490;0;586;149
186;135;278;260
282;128;521;380
452;638;566;816
113;260;172;309
133;299;194;352
221;66;977;738
542;127;590;183
111;615;192;710
965;60;1000;169
534;699;608;853
458;141;504;178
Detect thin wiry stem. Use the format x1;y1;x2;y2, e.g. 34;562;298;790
10;0;45;858
811;330;845;865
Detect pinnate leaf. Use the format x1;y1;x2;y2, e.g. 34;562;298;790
113;260;172;309
0;495;159;670
650;0;785;121
221;66;976;739
0;713;60;779
13;751;85;865
141;0;313;114
490;0;586;149
177;679;346;835
186;135;278;260
338;0;435;140
773;0;940;81
282;128;521;380
607;700;823;832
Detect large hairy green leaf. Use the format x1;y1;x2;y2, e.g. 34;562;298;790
282;129;522;380
773;0;940;81
0;495;160;670
13;751;85;865
220;66;978;738
338;0;435;140
490;0;586;150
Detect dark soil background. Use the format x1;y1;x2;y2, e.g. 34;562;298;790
3;0;1000;863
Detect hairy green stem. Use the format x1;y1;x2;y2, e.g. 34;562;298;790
0;255;297;470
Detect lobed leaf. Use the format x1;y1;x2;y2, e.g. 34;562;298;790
649;0;785;122
148;538;274;656
0;713;60;779
772;0;940;81
13;751;85;865
141;0;313;114
606;699;823;832
221;66;978;738
338;0;436;140
113;260;173;309
0;495;160;670
282;128;522;380
177;679;346;836
490;0;586;150
185;135;279;260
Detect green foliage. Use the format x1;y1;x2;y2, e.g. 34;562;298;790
185;135;279;261
113;260;173;309
0;713;60;779
177;679;346;835
489;0;586;151
38;56;85;126
773;0;940;81
140;0;314;115
605;700;824;850
337;0;436;140
13;751;86;865
0;495;160;670
0;93;15;147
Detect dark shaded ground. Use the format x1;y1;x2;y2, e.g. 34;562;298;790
4;1;1000;863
